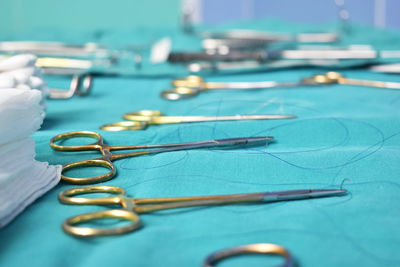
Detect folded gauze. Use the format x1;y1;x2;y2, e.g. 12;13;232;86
0;85;61;228
0;54;50;102
0;138;61;227
0;89;44;145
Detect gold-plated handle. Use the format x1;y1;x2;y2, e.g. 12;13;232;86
61;159;116;184
122;110;164;122
50;131;103;151
301;72;344;85
203;243;293;267
303;72;400;89
100;121;147;131
160;87;200;100
171;75;205;88
62;209;141;237
58;186;125;205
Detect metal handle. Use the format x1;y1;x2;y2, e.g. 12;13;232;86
161;87;200;100
100;121;148;131
62;209;141;237
58;186;126;205
61;158;116;184
203;243;293;267
122;110;164;121
48;74;93;99
50;131;103;151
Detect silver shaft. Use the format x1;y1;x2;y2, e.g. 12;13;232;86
179;114;296;123
218;81;303;90
145;136;272;155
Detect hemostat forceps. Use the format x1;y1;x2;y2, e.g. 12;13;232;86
59;185;347;237
100;110;296;131
50;131;272;184
161;72;400;100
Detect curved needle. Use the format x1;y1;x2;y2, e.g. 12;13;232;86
100;110;296;131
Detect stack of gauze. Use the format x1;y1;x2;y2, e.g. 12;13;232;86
0;55;61;228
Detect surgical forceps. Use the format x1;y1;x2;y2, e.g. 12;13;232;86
59;185;347;237
100;110;296;131
203;243;293;267
161;72;400;100
50;131;272;184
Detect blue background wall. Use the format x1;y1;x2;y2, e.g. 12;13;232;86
201;0;400;29
0;0;398;36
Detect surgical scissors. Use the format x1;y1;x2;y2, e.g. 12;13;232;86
203;243;293;267
161;72;400;100
100;110;296;131
50;131;272;184
59;185;347;237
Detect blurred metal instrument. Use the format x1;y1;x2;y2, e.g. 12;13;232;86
0;41;141;99
168;46;400;64
201;30;339;52
370;63;400;74
161;72;400;100
35;57;112;99
100;110;296;131
0;41;113;58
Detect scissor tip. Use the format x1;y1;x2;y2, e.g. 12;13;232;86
311;188;347;197
256;136;274;141
285;115;297;119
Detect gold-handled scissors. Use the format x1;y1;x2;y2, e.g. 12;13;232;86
59;185;347;237
100;110;296;131
50;131;272;184
203;243;293;267
161;72;400;100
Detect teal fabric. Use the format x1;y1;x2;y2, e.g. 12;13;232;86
1;21;400;267
0;0;180;35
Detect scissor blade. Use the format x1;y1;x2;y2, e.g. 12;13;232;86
263;189;347;202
